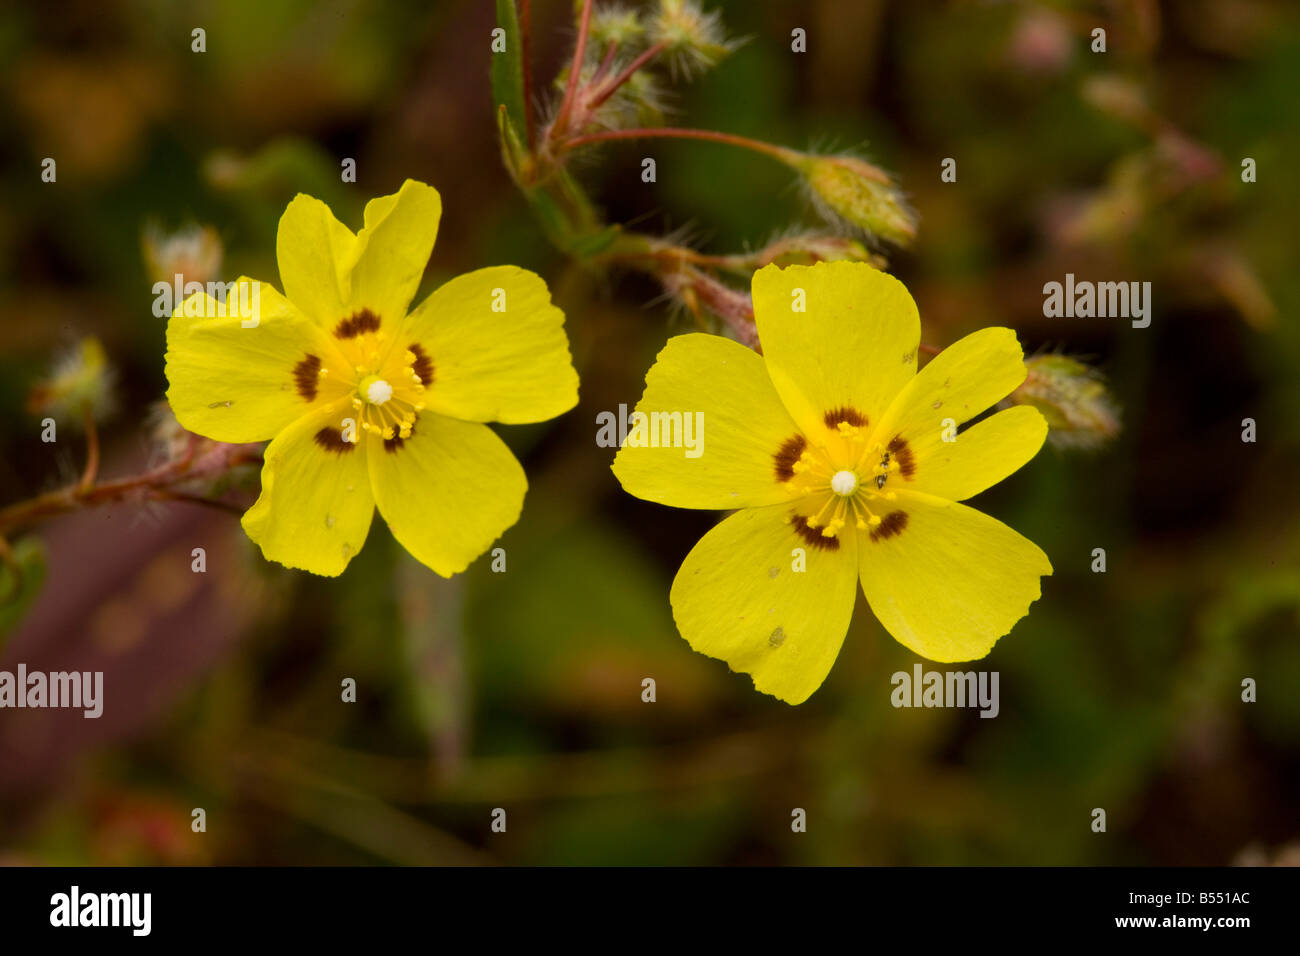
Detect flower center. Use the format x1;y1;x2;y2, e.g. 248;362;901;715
325;316;432;442
349;353;427;441
830;470;858;496
361;376;393;405
780;416;910;540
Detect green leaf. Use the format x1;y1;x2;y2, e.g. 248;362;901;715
491;0;527;134
0;537;47;643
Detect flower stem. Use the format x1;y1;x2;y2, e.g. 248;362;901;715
592;40;619;82
552;0;594;139
77;401;100;494
0;441;261;538
520;0;535;148
560;125;798;164
587;41;666;111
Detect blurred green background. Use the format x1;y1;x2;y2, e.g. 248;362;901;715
1;0;1298;865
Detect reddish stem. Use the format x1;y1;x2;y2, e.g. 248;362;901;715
76;402;100;494
587;41;666;111
592;40;619;82
520;0;535;148
561;126;795;163
0;442;261;537
552;0;594;138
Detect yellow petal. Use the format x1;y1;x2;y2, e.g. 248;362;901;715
901;405;1049;501
346;180;442;330
165;278;340;443
612;333;804;509
670;504;859;704
869;327;1029;496
751;261;920;436
401;265;576;424
276;194;357;327
367;413;526;577
857;490;1051;661
241;400;375;576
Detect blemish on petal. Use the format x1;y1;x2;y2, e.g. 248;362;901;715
293;354;322;401
773;434;807;482
768;566;780;578
313;427;355;453
769;626;786;648
869;510;908;542
325;514;336;528
334;309;381;339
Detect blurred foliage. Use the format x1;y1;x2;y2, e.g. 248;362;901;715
0;538;46;643
0;0;1297;867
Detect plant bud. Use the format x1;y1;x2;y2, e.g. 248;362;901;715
142;223;223;290
1009;354;1120;449
791;153;917;246
26;337;116;426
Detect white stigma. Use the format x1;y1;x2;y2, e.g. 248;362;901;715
831;470;859;496
366;379;393;405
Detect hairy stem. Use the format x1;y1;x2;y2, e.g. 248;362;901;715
587;41;666;111
0;441;261;537
552;0;594;139
560;125;798;163
593;40;619;82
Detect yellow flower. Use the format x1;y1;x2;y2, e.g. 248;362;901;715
165;180;578;576
612;261;1052;704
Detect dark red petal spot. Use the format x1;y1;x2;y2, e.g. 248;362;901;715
823;406;869;429
408;342;434;386
383;423;415;454
773;434;807;482
334;308;382;339
313;427;355;453
789;513;841;552
888;435;916;479
293;354;321;401
869;510;908;542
